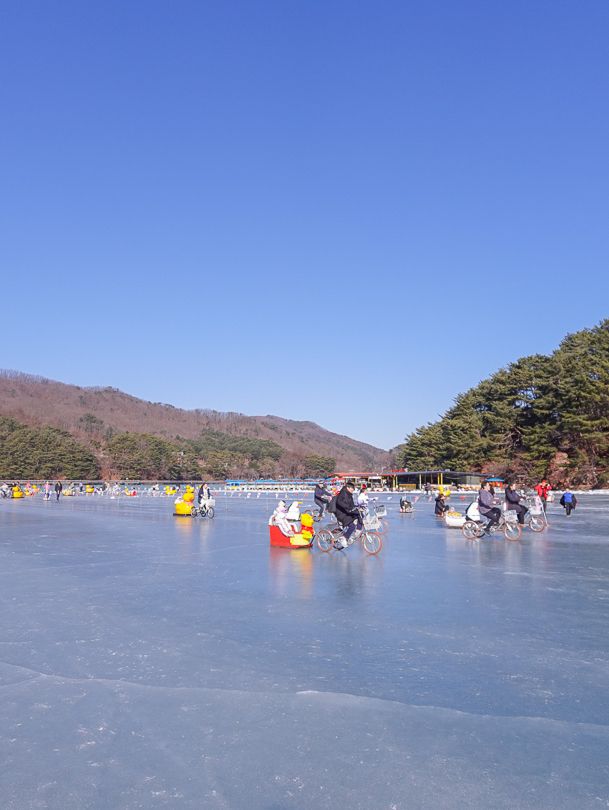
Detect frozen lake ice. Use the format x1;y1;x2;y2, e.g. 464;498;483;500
1;492;609;808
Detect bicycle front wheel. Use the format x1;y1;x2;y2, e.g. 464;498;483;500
529;515;545;532
316;529;333;553
362;531;382;555
504;521;522;541
462;520;480;540
206;506;215;519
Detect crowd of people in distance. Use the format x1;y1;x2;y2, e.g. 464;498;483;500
0;480;64;500
315;474;579;544
1;475;582;528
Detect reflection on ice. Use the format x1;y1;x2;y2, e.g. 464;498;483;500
1;493;609;807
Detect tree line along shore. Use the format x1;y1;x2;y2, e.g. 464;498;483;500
2;320;608;488
397;320;609;489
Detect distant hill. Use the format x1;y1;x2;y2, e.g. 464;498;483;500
0;371;391;479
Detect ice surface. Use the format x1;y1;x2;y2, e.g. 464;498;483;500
1;493;609;808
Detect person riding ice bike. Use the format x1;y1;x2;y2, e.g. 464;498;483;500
504;483;527;525
334;481;363;549
198;482;211;505
478;481;500;533
314;480;333;519
356;483;369;510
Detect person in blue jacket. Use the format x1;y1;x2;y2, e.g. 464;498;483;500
560;490;577;516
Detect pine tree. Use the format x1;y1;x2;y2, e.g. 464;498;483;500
399;319;609;486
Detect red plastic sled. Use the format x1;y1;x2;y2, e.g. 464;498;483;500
269;524;312;549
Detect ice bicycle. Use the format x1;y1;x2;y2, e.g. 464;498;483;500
316;508;383;555
462;498;545;541
191;498;216;519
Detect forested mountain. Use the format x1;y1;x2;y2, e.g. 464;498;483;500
396;320;609;487
0;372;390;479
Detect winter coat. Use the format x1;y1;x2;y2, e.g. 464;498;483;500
478;489;495;515
505;489;522;510
335;486;358;526
434;497;448;515
314;484;331;502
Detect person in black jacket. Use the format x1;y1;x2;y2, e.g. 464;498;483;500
335;482;362;548
314;481;332;518
434;493;448;516
505;483;527;525
54;481;63;502
400;495;413;513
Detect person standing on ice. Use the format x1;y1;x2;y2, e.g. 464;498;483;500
434;491;448;516
54;480;62;501
534;479;551;512
44;481;51;501
560;490;577;516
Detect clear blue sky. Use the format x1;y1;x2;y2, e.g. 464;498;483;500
1;0;608;449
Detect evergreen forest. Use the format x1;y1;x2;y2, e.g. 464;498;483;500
0;417;101;480
0;418;337;481
397;320;609;487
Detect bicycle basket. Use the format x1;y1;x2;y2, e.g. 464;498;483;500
363;515;380;531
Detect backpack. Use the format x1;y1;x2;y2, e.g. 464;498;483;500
326;495;337;515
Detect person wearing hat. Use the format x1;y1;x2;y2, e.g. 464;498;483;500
314;480;332;518
434;491;448;516
357;483;369;509
335;481;363;549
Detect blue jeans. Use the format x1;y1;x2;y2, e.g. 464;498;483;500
344;516;363;542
